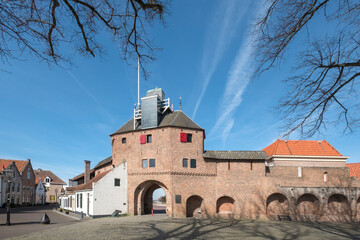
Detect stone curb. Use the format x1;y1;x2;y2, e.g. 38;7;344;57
52;209;81;220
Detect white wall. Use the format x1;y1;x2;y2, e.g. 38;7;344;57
35;180;46;204
93;161;127;216
75;190;93;216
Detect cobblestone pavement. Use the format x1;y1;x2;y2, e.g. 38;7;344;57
7;214;360;240
0;205;83;239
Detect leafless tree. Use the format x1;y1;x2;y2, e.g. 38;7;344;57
253;0;360;137
0;0;166;75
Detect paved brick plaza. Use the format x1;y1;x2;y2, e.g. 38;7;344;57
9;215;360;240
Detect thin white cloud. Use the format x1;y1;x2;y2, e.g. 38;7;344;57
66;70;114;121
191;0;250;120
210;1;266;144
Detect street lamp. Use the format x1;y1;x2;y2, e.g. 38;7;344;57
4;169;14;226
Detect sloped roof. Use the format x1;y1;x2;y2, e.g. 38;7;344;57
0;159;29;173
110;110;203;135
67;170;111;191
204;151;267;160
347;163;360;180
34;170;66;185
263;140;342;157
94;156;112;169
71;169;95;181
71;156;112;181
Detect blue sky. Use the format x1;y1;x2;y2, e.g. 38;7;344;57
0;0;359;189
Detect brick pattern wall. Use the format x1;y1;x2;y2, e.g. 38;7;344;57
110;125;360;222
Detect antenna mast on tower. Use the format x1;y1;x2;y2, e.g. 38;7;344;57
134;57;142;130
137;57;140;106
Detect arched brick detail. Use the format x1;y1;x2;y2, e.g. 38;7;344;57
296;194;320;215
216;196;234;214
328;194;350;216
186;195;203;218
266;193;289;216
134;180;169;216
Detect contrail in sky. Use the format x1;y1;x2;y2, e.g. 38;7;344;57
66;70;114;121
210;1;266;145
191;0;250;120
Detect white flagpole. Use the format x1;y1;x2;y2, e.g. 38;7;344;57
137;57;140;106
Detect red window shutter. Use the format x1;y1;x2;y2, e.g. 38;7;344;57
180;132;187;142
140;135;146;144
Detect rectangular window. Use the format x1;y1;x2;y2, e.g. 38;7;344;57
122;138;126;143
182;158;188;168
114;178;121;186
50;195;55;201
27;170;31;179
149;158;156;168
80;194;83;208
77;194;79;207
187;134;192;142
298;167;302;177
147;134;152;143
190;159;196;168
142;159;148;168
140;135;146;144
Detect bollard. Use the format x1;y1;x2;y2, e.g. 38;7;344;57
152;209;153;216
40;213;51;224
81;211;84;218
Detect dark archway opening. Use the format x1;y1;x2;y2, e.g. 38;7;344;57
186;195;203;218
134;180;169;216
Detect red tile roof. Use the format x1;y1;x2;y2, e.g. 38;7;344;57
347;163;360;180
263;140;342;157
67;170;111;191
34;169;66;185
0;159;29;173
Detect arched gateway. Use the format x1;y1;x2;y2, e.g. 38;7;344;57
134;180;171;216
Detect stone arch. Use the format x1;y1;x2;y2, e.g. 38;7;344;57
216;196;235;214
133;180;170;216
266;193;289;216
296;194;320;215
357;196;360;217
327;194;350;216
186;195;203;218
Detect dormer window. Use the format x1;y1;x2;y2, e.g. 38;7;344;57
45;177;51;183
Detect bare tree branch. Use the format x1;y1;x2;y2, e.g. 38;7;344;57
253;0;360;137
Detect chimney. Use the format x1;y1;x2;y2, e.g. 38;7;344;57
84;160;91;184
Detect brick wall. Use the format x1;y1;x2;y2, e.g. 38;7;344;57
110;125;360;222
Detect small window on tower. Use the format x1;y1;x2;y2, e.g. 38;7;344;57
149;158;156;168
142;159;148;168
147;135;152;143
190;159;197;168
183;158;188;168
122;138;126;143
187;134;192;142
